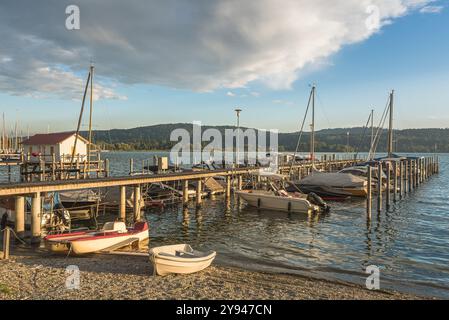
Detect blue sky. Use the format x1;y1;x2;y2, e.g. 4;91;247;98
0;1;448;134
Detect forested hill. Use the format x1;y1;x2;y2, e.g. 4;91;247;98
83;124;449;153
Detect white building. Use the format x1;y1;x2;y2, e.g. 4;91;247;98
21;131;89;162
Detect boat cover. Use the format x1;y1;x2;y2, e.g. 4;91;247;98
298;172;367;187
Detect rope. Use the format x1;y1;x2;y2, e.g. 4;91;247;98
1;226;27;245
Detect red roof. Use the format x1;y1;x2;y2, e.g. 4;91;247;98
21;132;79;145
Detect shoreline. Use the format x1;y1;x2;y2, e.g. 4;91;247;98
0;252;431;300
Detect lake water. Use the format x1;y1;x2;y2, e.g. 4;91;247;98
1;151;448;298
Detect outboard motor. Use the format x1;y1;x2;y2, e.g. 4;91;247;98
307;192;330;213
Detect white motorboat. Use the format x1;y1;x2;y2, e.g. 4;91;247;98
149;244;216;276
44;221;149;254
236;189;322;214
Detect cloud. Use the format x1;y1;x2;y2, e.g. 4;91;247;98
226;91;236;97
0;0;434;98
419;5;444;13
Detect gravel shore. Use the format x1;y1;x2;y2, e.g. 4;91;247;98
0;250;427;300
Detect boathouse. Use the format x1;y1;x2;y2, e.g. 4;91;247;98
21;131;89;162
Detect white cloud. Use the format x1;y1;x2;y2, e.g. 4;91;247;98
226;91;236;97
0;0;434;98
419;5;444;13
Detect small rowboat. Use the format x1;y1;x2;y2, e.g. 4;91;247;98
149;244;216;276
44;221;149;255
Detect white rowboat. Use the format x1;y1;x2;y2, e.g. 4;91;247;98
149;244;216;276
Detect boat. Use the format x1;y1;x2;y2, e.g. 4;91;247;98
149;244;216;276
44;221;149;254
288;171;368;198
236;171;329;214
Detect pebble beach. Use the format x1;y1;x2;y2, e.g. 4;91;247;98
0;251;428;300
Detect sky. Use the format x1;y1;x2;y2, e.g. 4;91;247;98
0;0;448;135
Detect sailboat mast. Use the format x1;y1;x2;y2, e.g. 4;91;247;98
88;64;94;166
388;90;394;157
311;85;316;166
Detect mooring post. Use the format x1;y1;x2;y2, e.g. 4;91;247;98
393;161;398;202
119;185;126;221
129;158;134;176
404;160;408;194
2;227;10;260
14;196;25;238
377;162;382;213
133;185;141;221
367;166;372;219
51;153;56;180
182;180;189;207
399;161;403;199
409;160;413;192
226;175;232;199
105;159;109;177
196;179;202;207
31;192;41;243
386;162;391;210
237;175;243;190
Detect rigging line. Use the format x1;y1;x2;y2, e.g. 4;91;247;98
354;112;372;159
371;95;391;158
288;88;313;176
315;91;332;129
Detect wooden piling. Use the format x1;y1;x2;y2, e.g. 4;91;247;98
2;228;10;260
196;179;202;207
409;160;413;192
14;196;25;238
226;175;232;199
237;175;243;190
119;186;126;221
393;161;398;202
182;180;189;206
386;162;391;210
366;166;372;219
399;161;403;199
31;192;41;243
377;162;382;213
133;185;141;221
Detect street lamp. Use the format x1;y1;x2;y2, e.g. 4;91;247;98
235;108;242;167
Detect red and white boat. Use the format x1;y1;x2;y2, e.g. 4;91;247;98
44;221;149;255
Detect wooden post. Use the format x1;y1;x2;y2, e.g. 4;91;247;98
14;196;25;238
105;159;109;177
399;161;403;199
409;160;413;192
393;161;398;202
51;153;56;180
119;186;126;221
129;158;134;175
133;185;141;221
2;227;10;260
377;162;382;213
367;166;372;219
182;180;189;206
31;192;41;243
76;158;80;179
83;160;87;179
226;175;232;199
237;175;243;190
386;162;391;210
196;179;202;207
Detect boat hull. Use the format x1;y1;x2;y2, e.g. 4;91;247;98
149;244;216;276
235;190;316;214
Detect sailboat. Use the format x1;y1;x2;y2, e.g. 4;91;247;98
288;85;368;199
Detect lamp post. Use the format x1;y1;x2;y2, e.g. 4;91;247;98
235;108;242;168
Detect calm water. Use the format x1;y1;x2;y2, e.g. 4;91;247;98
1;151;448;297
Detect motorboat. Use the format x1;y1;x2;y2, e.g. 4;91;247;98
44;221;149;254
236;170;329;214
236;189;326;214
288;171;368;199
149;244;216;276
